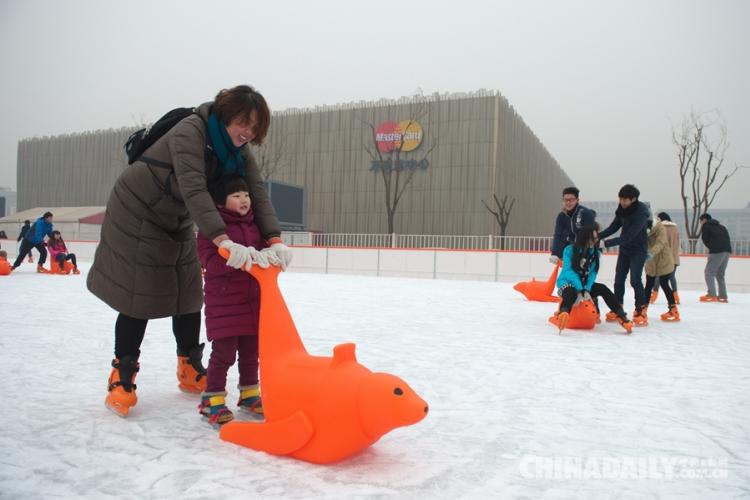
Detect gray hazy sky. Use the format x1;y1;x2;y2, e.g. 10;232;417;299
1;0;748;210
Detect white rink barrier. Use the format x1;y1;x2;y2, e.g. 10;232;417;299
2;239;748;292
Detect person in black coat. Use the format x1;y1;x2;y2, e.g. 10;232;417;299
598;184;651;324
16;220;34;263
699;213;732;302
550;187;596;263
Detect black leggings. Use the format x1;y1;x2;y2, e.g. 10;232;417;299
114;312;201;359
56;253;77;268
560;282;625;316
645;274;675;307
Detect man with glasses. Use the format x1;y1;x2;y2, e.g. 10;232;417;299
550;187;595;264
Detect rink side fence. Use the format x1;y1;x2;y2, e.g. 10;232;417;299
2;238;748;292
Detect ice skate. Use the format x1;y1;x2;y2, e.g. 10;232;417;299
199;392;234;426
105;355;139;417
660;305;680;322
177;344;207;393
237;385;264;416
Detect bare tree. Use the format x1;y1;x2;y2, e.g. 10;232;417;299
673;110;738;251
360;93;438;233
249;131;287;182
482;194;516;249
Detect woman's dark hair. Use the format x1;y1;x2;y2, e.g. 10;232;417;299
657;211;671;222
213;85;270;145
49;230;64;248
210;174;250;205
617;184;640;200
572;225;600;276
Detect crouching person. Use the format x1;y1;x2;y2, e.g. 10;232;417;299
556;225;634;334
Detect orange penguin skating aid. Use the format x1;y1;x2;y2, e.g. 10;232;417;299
549;299;599;330
513;262;562;303
216;250;429;464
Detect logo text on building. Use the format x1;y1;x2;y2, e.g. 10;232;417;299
375;120;423;153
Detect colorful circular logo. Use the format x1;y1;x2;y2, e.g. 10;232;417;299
375;120;423;153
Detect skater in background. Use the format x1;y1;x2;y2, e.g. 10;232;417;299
196;175;280;425
17;220;34;263
650;212;681;305
555;224;633;334
47;230;80;274
549;186;595;265
699;213;732;303
87;85;292;417
643;219;679;321
12;212;54;272
598;184;650;326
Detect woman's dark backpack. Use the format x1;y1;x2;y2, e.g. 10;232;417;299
125;107;198;165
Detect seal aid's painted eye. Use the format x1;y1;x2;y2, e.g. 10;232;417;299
394;387;403;396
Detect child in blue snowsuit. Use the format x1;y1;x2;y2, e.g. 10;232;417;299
556;225;633;333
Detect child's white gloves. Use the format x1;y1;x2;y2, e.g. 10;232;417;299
246;247;272;270
269;242;292;271
260;248;282;267
219;240;251;269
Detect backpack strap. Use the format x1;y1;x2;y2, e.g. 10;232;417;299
139;112;215;199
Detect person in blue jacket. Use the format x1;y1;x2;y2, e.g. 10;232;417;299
556;225;633;333
12;212;55;272
550;187;596;264
598;184;650;325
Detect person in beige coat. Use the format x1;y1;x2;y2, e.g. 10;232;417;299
643;219;679;321
650;211;681;304
88;85;292;416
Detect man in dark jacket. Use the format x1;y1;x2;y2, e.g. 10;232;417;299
550;186;596;263
12;212;54;272
16;219;34;263
699;213;732;302
599;184;650;325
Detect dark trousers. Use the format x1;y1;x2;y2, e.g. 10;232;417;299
114;312;201;359
645;274;676;307
13;239;47;267
206;335;259;393
56;253;77;268
613;252;647;310
560;283;625;317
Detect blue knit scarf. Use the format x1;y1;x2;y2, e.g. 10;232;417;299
207;113;246;177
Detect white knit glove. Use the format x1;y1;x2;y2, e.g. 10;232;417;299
219;240;251;270
246;247;270;270
549;255;559;265
581;291;592;302
260;248;282;267
269;242;292;271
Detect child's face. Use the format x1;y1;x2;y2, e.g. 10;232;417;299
224;191;251;216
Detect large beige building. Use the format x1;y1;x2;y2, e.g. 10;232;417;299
17;90;573;236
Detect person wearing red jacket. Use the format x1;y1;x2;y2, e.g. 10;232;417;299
196;175;281;425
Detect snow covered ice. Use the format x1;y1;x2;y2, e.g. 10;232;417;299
1;262;748;499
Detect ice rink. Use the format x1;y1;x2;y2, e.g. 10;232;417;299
1;262;748;499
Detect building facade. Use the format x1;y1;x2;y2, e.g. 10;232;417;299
17;90;574;237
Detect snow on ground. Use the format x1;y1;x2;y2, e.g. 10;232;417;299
1;261;749;499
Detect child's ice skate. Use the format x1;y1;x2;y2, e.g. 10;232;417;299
199;392;234;426
237;384;264;416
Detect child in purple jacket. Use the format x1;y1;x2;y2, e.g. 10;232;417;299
196;175;280;425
